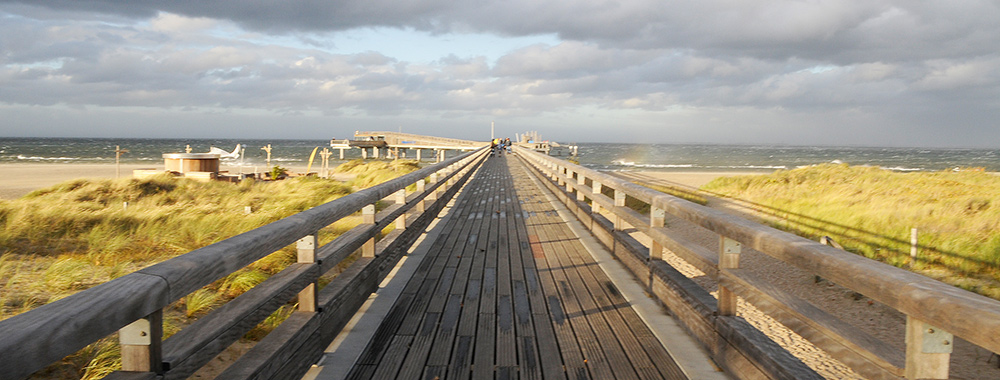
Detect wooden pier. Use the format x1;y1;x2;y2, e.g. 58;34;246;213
3;144;1000;380
331;131;487;161
307;155;694;379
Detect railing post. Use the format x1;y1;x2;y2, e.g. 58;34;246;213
416;179;426;212
650;206;665;260
363;204;376;257
565;170;574;196
428;173;439;203
905;316;953;379
120;310;163;373
592;181;603;214
576;173;586;202
395;189;407;229
718;237;741;316
297;234;318;312
613;189;626;230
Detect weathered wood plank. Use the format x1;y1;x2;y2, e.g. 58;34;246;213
721;268;904;379
162;263;316;377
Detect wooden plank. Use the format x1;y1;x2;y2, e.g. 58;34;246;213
542;212;639;380
0;273;169;380
472;313;497;380
162;263;315;376
369;335;414;379
530;190;612;378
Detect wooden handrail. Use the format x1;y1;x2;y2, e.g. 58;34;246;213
514;146;1000;380
0;148;488;380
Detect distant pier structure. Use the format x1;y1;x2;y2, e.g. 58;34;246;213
330;131;487;161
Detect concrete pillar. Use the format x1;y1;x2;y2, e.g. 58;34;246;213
416;149;422;161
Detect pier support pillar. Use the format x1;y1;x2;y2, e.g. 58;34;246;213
373;147;380;159
416;149;422;161
362;148;368;159
339;148;345;160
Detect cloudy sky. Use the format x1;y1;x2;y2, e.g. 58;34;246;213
1;1;998;147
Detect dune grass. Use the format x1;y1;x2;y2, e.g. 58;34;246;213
334;159;422;189
0;175;354;318
0;170;432;377
702;164;1000;298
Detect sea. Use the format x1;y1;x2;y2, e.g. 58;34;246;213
2;137;999;173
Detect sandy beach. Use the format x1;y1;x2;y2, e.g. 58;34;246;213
0;163;761;201
0;163;315;200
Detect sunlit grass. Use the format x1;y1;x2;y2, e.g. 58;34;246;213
703;164;1000;298
334;159;421;189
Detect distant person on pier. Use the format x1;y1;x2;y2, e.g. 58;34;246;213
491;138;498;156
504;138;512;153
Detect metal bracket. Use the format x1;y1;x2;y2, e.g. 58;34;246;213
921;327;954;354
722;238;742;254
119;318;151;345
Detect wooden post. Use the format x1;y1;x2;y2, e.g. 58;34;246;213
416;179;426;213
395;189;407;229
565;170;574;195
362;204;376;257
115;145;129;179
261;144;272;168
650;207;665;260
910;228;919;265
905;316;952;379
427;173;439;203
592;181;603;214
120;310;163;373
718;237;741;316
613;189;626;230
576;174;586;202
319;148;332;179
297;235;318;312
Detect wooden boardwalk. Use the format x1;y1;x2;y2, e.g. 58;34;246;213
339;155;687;380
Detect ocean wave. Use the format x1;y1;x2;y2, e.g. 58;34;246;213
611;159;786;170
713;165;788;170
883;166;923;172
17;155;82;161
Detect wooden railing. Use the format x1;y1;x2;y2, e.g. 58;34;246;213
514;146;1000;380
0;148;488;380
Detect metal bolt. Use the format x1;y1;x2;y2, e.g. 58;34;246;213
927;328;935;334
943;340;950;346
140;331;147;337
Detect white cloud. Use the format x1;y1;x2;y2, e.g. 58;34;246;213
2;2;1000;146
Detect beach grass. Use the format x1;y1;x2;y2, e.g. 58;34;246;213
702;163;1000;298
0;161;421;377
333;159;422;189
